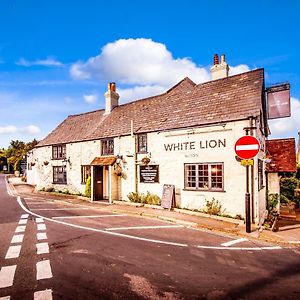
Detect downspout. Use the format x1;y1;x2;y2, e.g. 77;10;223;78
131;120;138;194
249;117;255;223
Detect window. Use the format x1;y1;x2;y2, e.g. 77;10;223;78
185;163;224;191
101;139;114;156
81;165;91;184
137;133;147;153
52;144;66;160
258;159;264;190
53;166;67;184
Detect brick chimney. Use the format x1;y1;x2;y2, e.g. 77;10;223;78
104;82;119;115
210;54;229;80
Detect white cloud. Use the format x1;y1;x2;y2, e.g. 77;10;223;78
0;125;17;134
70;38;211;86
229;64;251;76
16;56;63;67
269;97;300;137
20;125;41;135
83;93;98;104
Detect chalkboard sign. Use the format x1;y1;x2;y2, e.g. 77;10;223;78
161;184;175;209
140;165;159;183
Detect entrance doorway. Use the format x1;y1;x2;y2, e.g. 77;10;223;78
93;166;103;200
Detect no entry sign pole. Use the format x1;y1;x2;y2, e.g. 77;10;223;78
235;129;259;233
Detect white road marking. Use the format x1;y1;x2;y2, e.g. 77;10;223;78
5;245;22;259
32;208;91;211
34;289;53;300
36;217;44;223
37;224;46;231
17;196;282;251
11;234;24;244
36;243;49;255
106;225;184;231
15;225;26;233
197;245;282;251
0;265;17;288
221;238;248;247
36;260;53;280
18;219;28;225
0;296;11;300
236;144;259;151
52;214;126;219
37;232;48;240
20;214;29;219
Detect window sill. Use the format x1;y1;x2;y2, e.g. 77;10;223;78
52;182;67;185
183;189;226;193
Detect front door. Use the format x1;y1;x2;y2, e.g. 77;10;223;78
94;166;103;200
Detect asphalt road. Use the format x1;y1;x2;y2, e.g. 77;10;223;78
1;174;300;300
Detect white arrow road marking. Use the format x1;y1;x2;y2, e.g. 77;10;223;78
0;265;17;288
236;144;259;150
37;232;48;240
197;245;281;251
34;289;53;300
5;245;22;259
0;296;11;300
36;260;52;280
221;238;248;247
106;225;184;231
36;243;49;255
11;234;24;244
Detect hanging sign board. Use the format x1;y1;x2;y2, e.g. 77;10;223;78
266;83;290;119
161;184;175;209
235;136;260;160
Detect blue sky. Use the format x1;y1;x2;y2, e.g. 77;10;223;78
0;0;300;148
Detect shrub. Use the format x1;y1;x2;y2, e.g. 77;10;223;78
127;191;161;205
280;194;290;204
280;177;299;201
267;193;279;214
205;198;223;215
85;176;91;198
45;187;55;193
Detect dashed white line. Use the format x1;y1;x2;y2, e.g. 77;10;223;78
37;232;48;240
221;238;248;247
5;245;22;259
36;218;44;223
34;289;53;300
52;214;126;219
0;265;17;288
11;234;24;244
36;243;50;255
15;225;26;233
18;219;28;225
37;224;46;231
36;260;53;280
197;245;282;251
20;214;29;219
32;208;91;211
106;225;184;231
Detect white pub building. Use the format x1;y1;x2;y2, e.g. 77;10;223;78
29;55;285;222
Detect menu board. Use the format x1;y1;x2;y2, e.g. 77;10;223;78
140;165;159;183
161;184;175;209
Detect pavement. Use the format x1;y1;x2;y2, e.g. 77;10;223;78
8;176;300;246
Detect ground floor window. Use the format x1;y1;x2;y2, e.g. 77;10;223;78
81;165;91;184
184;163;224;191
53;166;67;184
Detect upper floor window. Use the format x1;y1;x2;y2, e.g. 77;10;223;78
184;163;224;191
52;144;66;160
101;138;114;156
137;134;147;153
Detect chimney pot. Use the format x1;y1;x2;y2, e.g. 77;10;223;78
108;82;116;92
220;54;225;64
213;54;219;65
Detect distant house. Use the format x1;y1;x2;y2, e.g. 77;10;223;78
266;138;297;196
29;54;290;222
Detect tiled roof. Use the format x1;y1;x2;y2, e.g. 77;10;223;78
90;156;117;166
266;138;296;173
37;69;265;147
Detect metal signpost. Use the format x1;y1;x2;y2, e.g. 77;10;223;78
235;134;260;233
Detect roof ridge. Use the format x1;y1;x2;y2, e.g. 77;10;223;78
68;108;105;118
267;137;295;142
166;77;196;93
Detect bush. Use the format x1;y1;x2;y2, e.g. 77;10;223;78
85;176;91;198
268;193;279;214
205;198;223;215
127;191;161;205
280;194;290;204
45;187;55;193
280;177;299;201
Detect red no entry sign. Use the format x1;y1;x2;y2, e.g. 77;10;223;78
235;136;260;159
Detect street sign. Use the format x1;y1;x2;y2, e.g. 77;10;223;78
234;136;260;159
241;159;254;166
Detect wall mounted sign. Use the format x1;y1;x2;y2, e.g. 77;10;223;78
161;184;175;209
164;139;226;152
140;165;159;183
235;136;260;160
